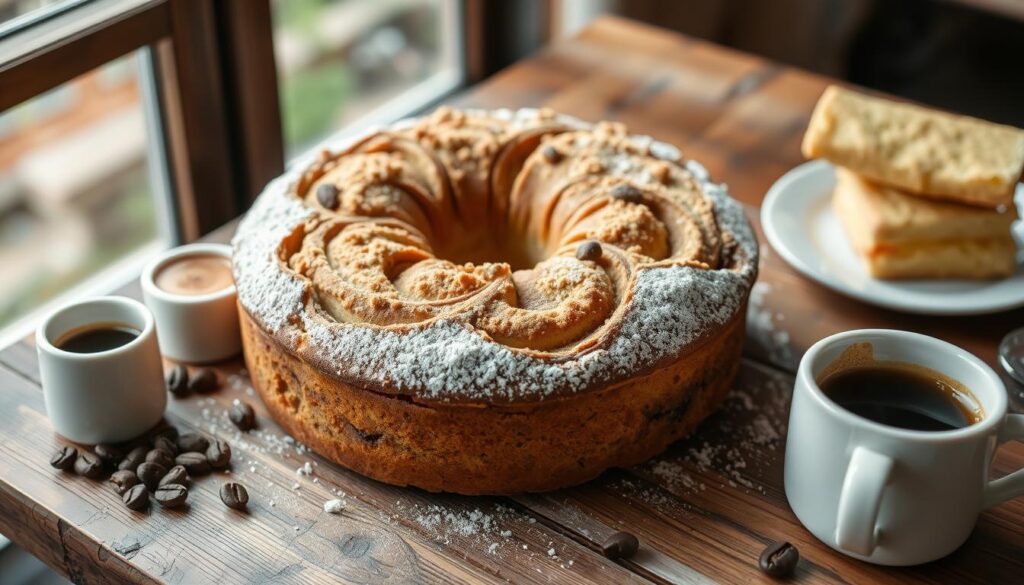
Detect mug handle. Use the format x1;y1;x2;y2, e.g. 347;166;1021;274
835;446;893;555
984;414;1024;508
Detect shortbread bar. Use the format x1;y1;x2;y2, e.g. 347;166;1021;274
805;86;1024;208
832;168;1018;279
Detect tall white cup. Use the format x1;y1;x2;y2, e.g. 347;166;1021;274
36;296;167;444
785;329;1024;566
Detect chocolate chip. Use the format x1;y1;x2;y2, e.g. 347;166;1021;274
166;365;189;397
205;439;232;469
122;484;149;511
229;400;256;431
316;183;339;209
575;240;603;262
109;470;140;495
137;462;167;491
187;368;218;393
601;531;639;560
759;541;799;578
153;436;178;457
93;444;122;465
145;448;174;469
220;482;249;511
73;452;104;479
50;446;77;470
177;433;209;454
159;465;189;488
610;184;643;204
154;484;189;508
175;452;211;476
118;446;149;472
541;145;562;164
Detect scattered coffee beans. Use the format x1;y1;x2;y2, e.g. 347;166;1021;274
206;440;232;469
601;531;640;560
118;446;149;472
316;183;339;209
177;433;209;454
610;184;643;204
122;484;149;511
229;400;256;431
575;240;603;262
93;443;123;466
154;484;189;508
175;452;210;475
74;452;104;478
159;465;189;488
145;448;174;469
150;424;178;442
166;364;189;396
187;368;218;393
137;462;167;491
49;446;77;470
759;541;799;578
153;436;178;456
109;470;140;495
220;482;248;511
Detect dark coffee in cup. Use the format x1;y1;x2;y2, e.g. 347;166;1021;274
817;343;983;432
56;322;140;354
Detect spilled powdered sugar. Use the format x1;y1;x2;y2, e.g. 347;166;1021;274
232;109;758;401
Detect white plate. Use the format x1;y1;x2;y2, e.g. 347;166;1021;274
761;160;1024;316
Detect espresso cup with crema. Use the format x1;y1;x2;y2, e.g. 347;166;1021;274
785;329;1024;566
141;243;240;363
37;296;166;444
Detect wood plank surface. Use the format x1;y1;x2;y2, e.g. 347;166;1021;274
1;15;1022;585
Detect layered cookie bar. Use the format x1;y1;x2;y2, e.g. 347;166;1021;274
833;168;1018;279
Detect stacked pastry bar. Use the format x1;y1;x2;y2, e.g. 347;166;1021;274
803;86;1023;279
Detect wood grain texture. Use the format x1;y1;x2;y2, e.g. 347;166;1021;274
0;15;1022;585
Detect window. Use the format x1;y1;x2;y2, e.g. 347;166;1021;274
271;0;463;157
0;50;170;332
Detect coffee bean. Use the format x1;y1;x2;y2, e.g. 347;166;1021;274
316;183;339;209
177;433;209;454
137;462;167;491
122;484;149;511
74;452;104;479
601;531;639;560
229;400;256;431
118;446;148;472
150;423;179;442
610;184;644;204
166;365;189;396
188;368;218;393
145;448;174;469
759;541;799;578
50;446;77;470
93;443;122;465
175;452;211;475
575;240;603;262
541;145;562;164
109;470;140;495
153;436;178;457
206;439;232;469
154;484;189;508
159;465;189;488
220;482;249;511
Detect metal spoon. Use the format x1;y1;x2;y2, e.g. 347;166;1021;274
998;328;1024;400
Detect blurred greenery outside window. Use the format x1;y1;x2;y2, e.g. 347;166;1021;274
0;52;168;332
272;0;460;158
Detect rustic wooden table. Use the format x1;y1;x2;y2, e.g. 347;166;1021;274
1;16;1022;585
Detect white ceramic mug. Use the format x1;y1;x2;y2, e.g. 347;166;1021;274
140;243;241;363
37;296;167;444
785;329;1024;566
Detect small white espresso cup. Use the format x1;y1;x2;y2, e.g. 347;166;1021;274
37;296;167;444
140;243;240;363
785;329;1024;566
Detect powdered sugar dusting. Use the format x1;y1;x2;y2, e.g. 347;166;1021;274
232;109;758;402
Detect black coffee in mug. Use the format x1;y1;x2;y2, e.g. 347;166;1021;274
820;363;983;432
56;322;140;354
